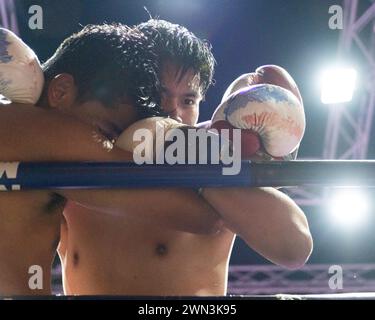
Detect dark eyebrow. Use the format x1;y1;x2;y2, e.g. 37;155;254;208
185;92;199;99
160;86;202;99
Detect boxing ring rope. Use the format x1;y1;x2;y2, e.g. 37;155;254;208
0;160;375;190
3;159;375;299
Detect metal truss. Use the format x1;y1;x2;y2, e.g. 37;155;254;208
289;0;375;206
227;263;375;295
323;0;375;160
0;0;18;33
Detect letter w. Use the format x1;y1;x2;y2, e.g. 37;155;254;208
0;162;19;179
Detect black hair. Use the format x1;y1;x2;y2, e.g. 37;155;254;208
136;19;215;96
41;23;161;116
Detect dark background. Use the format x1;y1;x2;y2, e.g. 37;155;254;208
14;0;375;266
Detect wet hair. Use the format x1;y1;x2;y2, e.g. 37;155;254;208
40;23;161;116
136;19;215;96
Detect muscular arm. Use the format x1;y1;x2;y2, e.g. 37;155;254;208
0;104;133;162
165;127;313;267
201;187;313;269
61;188;222;234
0;104;221;233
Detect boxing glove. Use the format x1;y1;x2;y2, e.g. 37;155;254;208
116;116;187;163
221;64;303;104
0;28;44;104
210;65;305;159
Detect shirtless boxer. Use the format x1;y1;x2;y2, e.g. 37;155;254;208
0;25;221;295
59;20;313;296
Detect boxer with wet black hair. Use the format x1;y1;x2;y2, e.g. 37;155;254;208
59;20;312;296
0;25;220;295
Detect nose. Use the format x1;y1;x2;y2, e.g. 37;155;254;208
162;97;182;122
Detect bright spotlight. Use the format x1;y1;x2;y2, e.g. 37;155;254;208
320;67;357;104
328;189;369;229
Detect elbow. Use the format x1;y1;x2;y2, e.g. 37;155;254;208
204;218;226;235
196;217;225;235
278;203;314;270
281;231;313;270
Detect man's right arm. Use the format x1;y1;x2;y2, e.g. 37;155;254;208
62;188;222;234
0;104;133;162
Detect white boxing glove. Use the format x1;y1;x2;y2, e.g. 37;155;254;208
0;28;44;104
211;83;305;158
198;65;304;159
116;117;186;162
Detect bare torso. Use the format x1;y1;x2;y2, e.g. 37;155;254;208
0;191;65;295
0;103;137;296
59;202;236;296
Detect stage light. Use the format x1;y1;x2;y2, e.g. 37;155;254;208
328;189;369;229
320;67;357;104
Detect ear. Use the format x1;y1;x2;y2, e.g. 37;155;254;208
47;73;77;110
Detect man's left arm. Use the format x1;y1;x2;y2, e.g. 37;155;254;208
201;187;313;269
199;65;311;269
